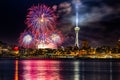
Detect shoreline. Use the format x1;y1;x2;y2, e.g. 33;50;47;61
0;56;120;61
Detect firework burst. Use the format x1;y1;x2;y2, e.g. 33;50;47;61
19;30;35;48
48;30;64;45
19;4;64;49
25;4;57;32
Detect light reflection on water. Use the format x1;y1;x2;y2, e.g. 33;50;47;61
14;60;18;80
74;61;80;80
20;60;62;80
1;59;120;80
19;60;115;80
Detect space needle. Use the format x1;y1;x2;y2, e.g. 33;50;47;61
74;26;80;47
73;0;81;47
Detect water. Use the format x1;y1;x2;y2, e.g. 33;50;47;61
0;59;120;80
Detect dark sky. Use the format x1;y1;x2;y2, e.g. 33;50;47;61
0;0;120;47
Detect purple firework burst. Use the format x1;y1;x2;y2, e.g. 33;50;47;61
25;4;57;32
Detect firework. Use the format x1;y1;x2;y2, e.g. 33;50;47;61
35;30;64;49
19;4;64;49
25;4;57;32
19;31;35;48
38;33;48;42
36;32;57;49
48;30;64;45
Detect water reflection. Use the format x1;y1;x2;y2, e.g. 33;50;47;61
74;61;80;80
83;61;112;80
0;60;15;80
19;60;115;80
1;59;120;80
20;60;62;80
14;60;18;80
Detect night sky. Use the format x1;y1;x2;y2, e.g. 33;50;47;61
0;0;120;47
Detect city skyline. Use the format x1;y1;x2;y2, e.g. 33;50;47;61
0;0;120;47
